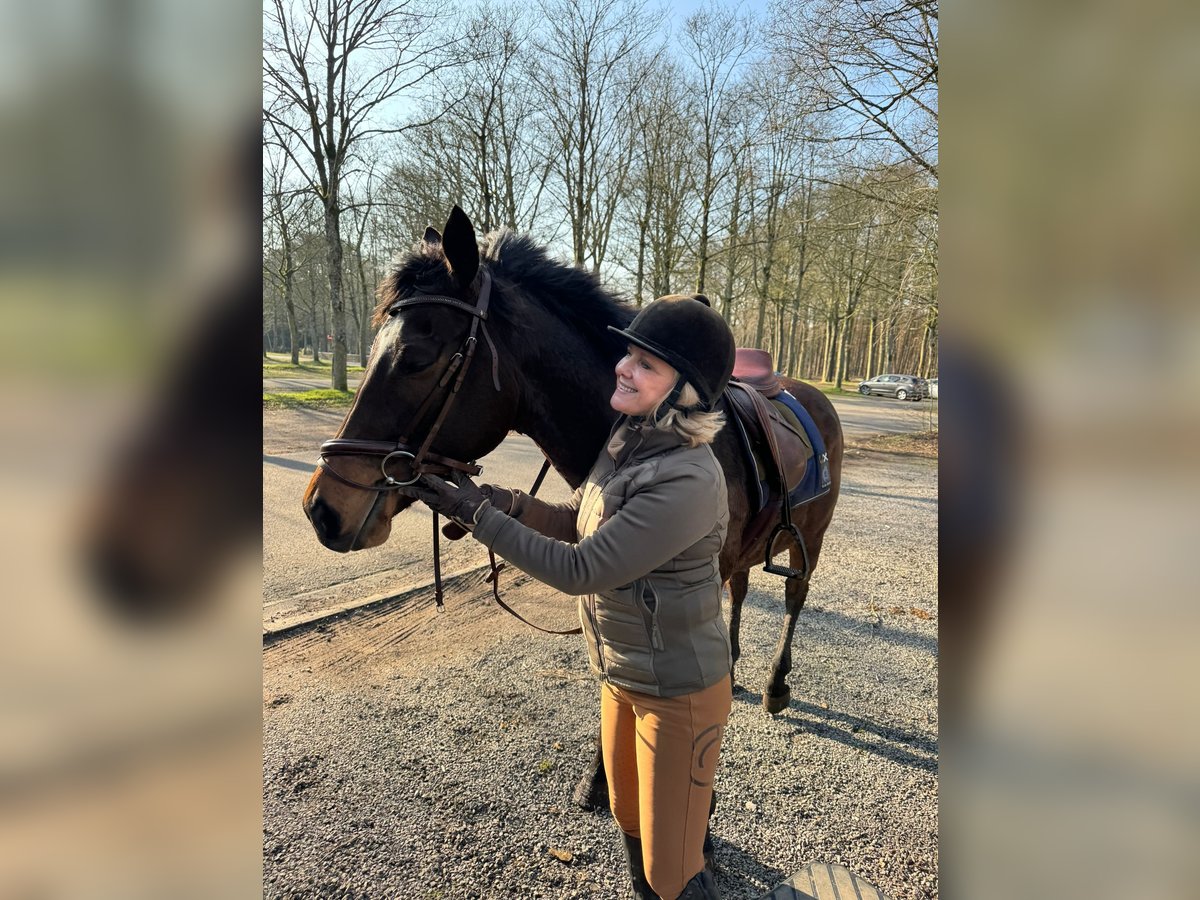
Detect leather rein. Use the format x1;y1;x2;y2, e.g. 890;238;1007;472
316;270;578;636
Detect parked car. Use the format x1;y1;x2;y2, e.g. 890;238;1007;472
928;378;938;399
857;373;928;401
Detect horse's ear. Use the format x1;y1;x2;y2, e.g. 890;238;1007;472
442;205;479;286
691;293;712;307
423;226;441;246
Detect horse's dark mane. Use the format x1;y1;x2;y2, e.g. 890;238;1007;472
373;230;635;353
482;230;635;347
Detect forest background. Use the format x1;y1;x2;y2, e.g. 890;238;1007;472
263;0;938;393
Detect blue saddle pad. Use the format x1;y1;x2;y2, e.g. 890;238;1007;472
775;390;832;508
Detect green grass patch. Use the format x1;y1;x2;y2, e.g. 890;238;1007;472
797;378;865;398
263;352;364;376
263;388;355;409
263;361;365;375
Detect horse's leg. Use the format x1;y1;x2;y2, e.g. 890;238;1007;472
727;569;749;690
763;539;822;714
573;731;609;811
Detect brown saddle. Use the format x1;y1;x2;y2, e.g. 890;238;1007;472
727;350;813;500
724;348;815;579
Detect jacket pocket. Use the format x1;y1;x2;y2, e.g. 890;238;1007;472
641;582;665;651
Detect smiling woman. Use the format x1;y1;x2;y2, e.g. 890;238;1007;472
302;206;846;900
400;290;739;899
611;345;677;417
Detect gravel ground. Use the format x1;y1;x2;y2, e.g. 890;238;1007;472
263;448;938;900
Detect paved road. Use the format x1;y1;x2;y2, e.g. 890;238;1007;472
833;391;938;437
263;389;935;629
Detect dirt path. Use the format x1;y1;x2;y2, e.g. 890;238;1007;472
264;449;938;900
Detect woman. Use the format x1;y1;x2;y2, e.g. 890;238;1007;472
402;293;736;900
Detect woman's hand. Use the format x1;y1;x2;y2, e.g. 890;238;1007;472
400;473;512;534
439;483;515;540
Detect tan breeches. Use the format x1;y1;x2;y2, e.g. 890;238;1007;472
600;675;732;899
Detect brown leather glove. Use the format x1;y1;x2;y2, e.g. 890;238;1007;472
440;484;515;540
397;473;493;532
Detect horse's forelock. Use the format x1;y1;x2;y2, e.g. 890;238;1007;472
371;246;452;326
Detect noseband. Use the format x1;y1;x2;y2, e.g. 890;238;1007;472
317;270;501;492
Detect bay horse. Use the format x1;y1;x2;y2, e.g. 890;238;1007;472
302;206;843;805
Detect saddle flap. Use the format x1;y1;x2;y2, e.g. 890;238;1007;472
732;348;783;398
725;381;812;494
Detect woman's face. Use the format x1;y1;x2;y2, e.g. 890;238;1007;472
611;345;678;417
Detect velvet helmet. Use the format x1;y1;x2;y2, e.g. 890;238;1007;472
607;294;736;412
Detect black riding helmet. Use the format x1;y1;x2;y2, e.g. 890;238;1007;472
608;294;736;413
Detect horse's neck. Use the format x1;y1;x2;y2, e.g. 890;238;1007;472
509;320;617;488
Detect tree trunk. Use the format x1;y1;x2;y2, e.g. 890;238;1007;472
773;302;785;366
696;155;713;294
823;313;840;383
835;316;853;389
865;316;877;380
916;318;929;379
784;304;799;376
634;228;647;306
324;204;348;391
307;275;321;363
356;235;373;368
285;304;299;365
819;319;831;382
721;175;742;320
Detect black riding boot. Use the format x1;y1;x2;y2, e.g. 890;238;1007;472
675;868;721;900
702;789;717;868
620;832;660;900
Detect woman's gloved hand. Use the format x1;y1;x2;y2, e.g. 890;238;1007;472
399;472;496;532
439;484;515;540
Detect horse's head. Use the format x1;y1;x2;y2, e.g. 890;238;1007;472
303;206;519;552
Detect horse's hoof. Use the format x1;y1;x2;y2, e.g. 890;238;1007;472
763;687;791;714
572;776;608;812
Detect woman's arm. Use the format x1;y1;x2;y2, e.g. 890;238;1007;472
472;463;719;595
502;487;583;542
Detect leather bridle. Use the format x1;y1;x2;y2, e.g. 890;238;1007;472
312;269;578;635
317;270;501;492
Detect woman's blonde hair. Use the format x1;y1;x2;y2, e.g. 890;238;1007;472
653;381;726;447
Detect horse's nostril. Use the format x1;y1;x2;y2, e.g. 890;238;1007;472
308;498;343;542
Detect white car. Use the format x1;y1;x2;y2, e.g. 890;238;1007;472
928;378;938;399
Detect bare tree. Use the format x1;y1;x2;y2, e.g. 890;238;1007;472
264;138;322;364
264;149;303;365
681;1;757;294
533;0;658;271
742;60;807;349
769;0;938;184
616;55;700;303
379;5;551;242
264;0;462;390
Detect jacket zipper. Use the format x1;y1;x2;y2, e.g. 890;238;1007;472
588;593;605;674
582;481;607;675
587;424;647;678
644;582;664;651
